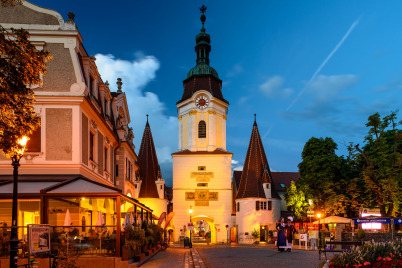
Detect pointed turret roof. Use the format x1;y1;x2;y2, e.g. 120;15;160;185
137;115;160;198
236;115;280;199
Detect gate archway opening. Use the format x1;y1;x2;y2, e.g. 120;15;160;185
190;215;216;244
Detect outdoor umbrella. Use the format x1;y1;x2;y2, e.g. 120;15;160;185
96;211;106;254
63;209;73;255
130;213;135;226
313;216;352;224
158;212;166;228
137;215;142;228
124;213;132;229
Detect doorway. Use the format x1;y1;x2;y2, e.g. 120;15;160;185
260;225;268;242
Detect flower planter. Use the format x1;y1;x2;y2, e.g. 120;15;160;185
133;253;145;262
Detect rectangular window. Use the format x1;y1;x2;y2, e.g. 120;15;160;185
256;201;260;210
198;166;206;171
160;185;163;190
89;132;94;161
115;165;119;177
89;76;93;95
236;202;240;212
26;124;41;152
260;201;267;210
104;146;108;171
268;201;272;211
197;183;208;187
266;184;270;189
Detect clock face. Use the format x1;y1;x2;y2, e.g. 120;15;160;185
195;95;209;109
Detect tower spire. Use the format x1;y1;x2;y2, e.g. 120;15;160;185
254;114;257;126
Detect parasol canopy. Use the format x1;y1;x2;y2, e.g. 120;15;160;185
63;209;73;232
313;216;352;224
158;212;166;227
130;213;135;225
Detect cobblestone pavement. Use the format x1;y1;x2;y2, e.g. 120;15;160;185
141;247;189;268
196;246;323;268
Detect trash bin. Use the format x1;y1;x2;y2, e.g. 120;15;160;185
184;237;191;248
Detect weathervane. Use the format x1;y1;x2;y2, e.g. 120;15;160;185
200;5;207;14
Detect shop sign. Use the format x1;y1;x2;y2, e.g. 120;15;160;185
394;218;402;225
353;218;391;224
28;224;50;254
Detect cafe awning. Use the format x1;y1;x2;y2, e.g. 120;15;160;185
313;216;352;224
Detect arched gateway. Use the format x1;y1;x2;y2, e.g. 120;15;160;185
171;6;233;244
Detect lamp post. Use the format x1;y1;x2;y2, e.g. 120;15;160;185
189;206;193;247
225;225;229;245
316;212;322;248
308;199;313;228
10;136;29;268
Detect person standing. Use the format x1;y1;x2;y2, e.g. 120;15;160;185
284;219;296;252
205;231;211;246
276;218;287;252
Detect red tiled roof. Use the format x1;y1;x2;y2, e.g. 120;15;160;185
271;172;300;192
137;120;160;199
235;120;280;199
178;75;229;104
171;148;232;155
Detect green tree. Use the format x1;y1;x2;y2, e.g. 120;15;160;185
348;112;402;217
284;181;309;219
0;25;52;157
296;137;362;218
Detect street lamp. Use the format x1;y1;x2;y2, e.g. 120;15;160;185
308;199;313;229
10;136;29;268
225;225;229;245
316;212;322;248
189;206;193;247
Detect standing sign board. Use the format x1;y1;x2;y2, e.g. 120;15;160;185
353;218;391;224
188;222;194;231
28;224;51;254
307;209;315;218
299;233;308;249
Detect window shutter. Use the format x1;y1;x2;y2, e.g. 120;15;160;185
256;201;260;210
268;201;272;210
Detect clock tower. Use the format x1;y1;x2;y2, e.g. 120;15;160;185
172;6;233;244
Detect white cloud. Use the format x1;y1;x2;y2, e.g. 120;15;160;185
233;165;243;171
226;64;244;78
259;75;293;98
231;159;239;165
95;53;178;165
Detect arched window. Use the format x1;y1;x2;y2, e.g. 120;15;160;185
82;216;86;232
198;120;206;138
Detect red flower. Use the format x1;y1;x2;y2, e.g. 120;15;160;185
377;257;382;261
363;262;371;266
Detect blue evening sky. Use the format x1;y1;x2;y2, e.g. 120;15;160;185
32;0;402;186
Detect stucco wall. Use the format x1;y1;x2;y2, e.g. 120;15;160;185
81;113;88;166
38;43;76;92
172;154;233;243
46;108;72;160
235;198;281;242
137;198;167;220
0;4;59;25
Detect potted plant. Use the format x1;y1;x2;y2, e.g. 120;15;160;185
251;229;260;243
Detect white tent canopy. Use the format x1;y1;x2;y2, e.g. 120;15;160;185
313;216;351;224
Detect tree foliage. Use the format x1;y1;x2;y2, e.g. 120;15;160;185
284;181;309;218
348;112;402;217
291;137;362;219
0;26;52;158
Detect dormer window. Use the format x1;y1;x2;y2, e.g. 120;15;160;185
198;120;206;138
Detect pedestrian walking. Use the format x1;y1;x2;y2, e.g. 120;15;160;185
284;219;296;252
276;218;287;252
205;231;211;246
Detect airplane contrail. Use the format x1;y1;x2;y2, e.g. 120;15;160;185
286;17;361;111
